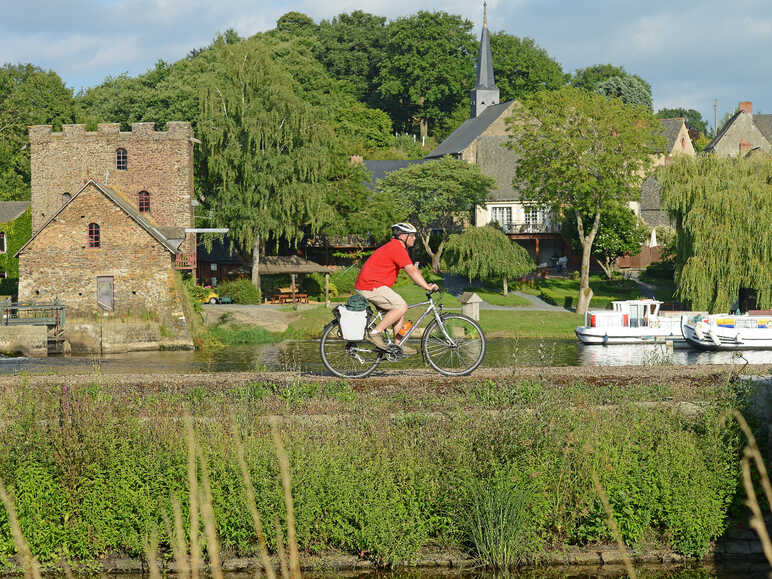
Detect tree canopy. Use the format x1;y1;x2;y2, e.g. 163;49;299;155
445;225;534;294
490;33;566;101
506;87;663;314
197;40;335;286
375;11;476;138
562;202;648;279
595;75;652;109
376;155;495;272
659;155;772;312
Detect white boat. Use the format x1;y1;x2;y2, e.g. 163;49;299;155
575;299;686;345
682;313;772;350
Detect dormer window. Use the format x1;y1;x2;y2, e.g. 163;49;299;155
116;148;128;171
138;190;150;213
88;223;101;248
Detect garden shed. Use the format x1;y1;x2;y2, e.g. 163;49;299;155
260;256;333;306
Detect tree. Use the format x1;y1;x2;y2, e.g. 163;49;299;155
490;33;566;101
595;75;652;109
314;11;387;104
506;87;664;315
562;202;647;279
570;64;629;91
659;155;772;312
445;224;534;294
377;156;495;273
276;12;317;36
197;40;334;288
376;11;476;137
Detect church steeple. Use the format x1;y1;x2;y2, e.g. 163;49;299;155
470;1;500;118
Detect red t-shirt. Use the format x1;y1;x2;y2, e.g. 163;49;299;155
355;239;412;290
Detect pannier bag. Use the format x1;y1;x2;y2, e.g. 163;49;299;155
338;305;368;341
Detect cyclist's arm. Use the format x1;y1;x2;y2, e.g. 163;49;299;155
403;264;439;292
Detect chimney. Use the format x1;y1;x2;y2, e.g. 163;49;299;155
739;138;752;154
739;101;753;114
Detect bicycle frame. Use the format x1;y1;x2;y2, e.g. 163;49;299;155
371;293;457;347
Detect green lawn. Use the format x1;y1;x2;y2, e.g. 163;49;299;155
520;276;649;309
479;309;582;339
469;288;531;307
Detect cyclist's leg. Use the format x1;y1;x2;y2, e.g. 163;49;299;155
356;287;407;335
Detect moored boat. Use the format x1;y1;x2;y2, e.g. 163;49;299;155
681;313;772;350
575;299;686;345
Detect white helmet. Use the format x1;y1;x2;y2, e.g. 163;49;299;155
391;222;417;236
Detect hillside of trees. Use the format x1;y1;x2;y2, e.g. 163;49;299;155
0;9;710;247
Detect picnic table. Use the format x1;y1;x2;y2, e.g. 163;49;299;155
268;288;309;304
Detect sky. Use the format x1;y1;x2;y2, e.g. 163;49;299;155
2;0;771;131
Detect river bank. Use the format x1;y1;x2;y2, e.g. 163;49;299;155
0;367;769;574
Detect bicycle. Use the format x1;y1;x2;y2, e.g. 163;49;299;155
320;290;486;378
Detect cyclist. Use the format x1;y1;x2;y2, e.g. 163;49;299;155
354;222;439;354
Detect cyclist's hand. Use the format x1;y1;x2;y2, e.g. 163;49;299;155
426;283;440;293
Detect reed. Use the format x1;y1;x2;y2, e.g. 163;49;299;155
168;497;191;579
184;415;202;579
731;411;772;566
271;418;301;579
590;469;637;579
198;456;224;579
0;479;42;579
233;417;276;579
143;528;162;579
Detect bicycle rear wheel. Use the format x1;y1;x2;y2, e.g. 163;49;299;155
421;313;486;376
320;321;383;378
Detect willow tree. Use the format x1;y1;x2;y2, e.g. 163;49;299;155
659;155;772;312
506;87;663;315
197;39;334;288
445;225;534;294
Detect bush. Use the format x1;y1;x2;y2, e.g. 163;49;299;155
302;273;338;300
330;266;360;295
218;279;261;304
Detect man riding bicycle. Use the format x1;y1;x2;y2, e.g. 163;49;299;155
355;222;439;354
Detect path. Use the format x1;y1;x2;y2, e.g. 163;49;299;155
442;273;568;312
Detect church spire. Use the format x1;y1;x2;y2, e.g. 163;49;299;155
470;1;499;118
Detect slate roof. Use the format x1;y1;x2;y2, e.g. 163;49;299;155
659;118;684;153
703;110;742;152
0;201;29;223
475;25;496;90
426;100;515;159
753;114;772;142
16;180;181;257
260;255;332;275
362;159;431;189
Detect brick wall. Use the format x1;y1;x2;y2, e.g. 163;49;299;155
29;122;195;252
18;183;176;317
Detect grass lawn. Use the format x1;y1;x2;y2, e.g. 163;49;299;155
469;288;531;307
479;309;582;339
520;276;648;309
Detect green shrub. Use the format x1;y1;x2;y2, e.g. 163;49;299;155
330;266;360;295
218;279;261;304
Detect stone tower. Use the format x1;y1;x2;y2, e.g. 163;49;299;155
470;2;500;118
28;122;195;251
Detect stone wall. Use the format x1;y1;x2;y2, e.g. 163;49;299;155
65;318;193;354
29;122;195;253
18;182;176;318
0;326;47;357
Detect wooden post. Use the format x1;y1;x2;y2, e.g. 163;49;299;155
291;273;297;304
325;273;330;308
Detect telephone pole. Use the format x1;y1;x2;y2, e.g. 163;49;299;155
714;99;718;136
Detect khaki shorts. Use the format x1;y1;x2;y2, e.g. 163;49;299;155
356;286;407;311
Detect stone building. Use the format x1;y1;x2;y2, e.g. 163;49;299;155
704;101;772;157
17;122;196;320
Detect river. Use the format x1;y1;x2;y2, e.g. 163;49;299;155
2;337;772;375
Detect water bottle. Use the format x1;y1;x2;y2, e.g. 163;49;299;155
398;321;412;337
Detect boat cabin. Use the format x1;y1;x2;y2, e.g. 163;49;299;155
585;299;663;329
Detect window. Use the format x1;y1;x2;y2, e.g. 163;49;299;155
524;206;541;225
490;206;512;227
88;223;100;248
0;272;6;279
0;232;5;254
116;148;128;171
138;190;150;213
62;192;71;206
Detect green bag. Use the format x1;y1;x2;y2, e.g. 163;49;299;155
345;293;370;312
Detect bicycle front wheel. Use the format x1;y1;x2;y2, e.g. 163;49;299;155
320;321;383;378
421;313;486;376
